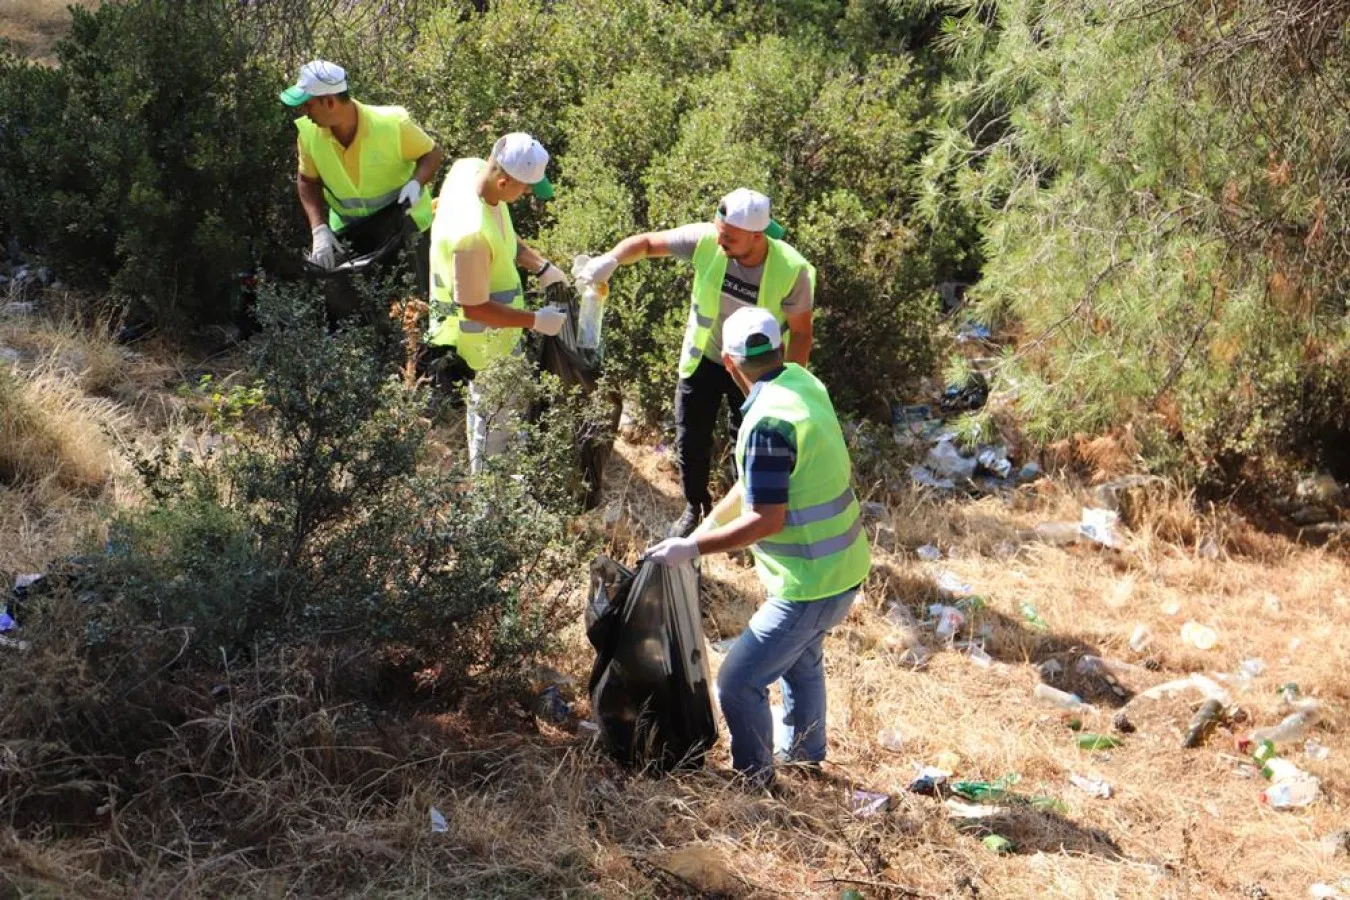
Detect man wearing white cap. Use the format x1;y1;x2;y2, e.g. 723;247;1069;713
642;307;869;787
425;132;570;471
577;189;816;537
280;60;443;281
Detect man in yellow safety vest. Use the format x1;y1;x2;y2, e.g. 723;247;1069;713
425;132;570;471
281;60;443;303
577;189;816;538
643;306;869;788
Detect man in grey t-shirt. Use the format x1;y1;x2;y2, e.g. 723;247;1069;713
577;188;816;537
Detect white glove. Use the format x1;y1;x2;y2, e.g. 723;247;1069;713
310;224;338;270
398;179;422;209
642;537;700;567
576;253;619;285
530;305;567;337
535;261;569;290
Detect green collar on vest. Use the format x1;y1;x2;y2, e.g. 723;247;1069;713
740;365;789;414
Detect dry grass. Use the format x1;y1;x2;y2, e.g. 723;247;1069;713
0;311;1347;898
0;0;96;64
0;294;180;576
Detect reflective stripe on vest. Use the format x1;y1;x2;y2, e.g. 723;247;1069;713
734;364;871;601
679;231;816;378
425;158;525;370
296;103;434;232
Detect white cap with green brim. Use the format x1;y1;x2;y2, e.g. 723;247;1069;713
280;60;347;107
723;306;783;360
491;132;555;201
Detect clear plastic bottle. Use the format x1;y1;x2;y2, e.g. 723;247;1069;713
1034;683;1090;711
571;254;608;350
1249;711;1318;745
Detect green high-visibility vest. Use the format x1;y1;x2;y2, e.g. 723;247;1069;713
296;103;434;233
425;158;525;371
680;231;816;378
735;363;871;601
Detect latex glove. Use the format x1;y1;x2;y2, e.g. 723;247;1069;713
535;261;569;290
398;179;422;209
530;305;567;337
310;224;338;270
576;253;619;285
642;536;700;567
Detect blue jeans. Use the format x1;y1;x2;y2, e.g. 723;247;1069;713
716;586;858;777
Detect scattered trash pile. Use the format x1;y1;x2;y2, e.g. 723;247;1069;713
893;380;1042;494
848;560;1337;875
0;572;39;652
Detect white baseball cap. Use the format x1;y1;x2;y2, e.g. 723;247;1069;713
280;61;348;106
723;307;783;360
491;132;554;200
717;188;771;233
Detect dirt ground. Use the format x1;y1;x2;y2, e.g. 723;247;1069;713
0;0;95;65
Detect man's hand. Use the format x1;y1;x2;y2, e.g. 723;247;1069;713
530;305;567;336
310;224;338;269
536;261;569;290
398;179;422;209
642;536;699;567
576;253;619;286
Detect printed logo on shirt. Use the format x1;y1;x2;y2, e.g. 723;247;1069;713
721;273;759;305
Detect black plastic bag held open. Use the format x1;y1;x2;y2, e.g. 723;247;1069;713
585;556;717;773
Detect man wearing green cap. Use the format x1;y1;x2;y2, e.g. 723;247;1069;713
425;132;570;472
280;60;443;291
576;188;816;537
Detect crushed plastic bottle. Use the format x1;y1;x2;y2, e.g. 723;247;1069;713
930;604;966;640
1128;623;1152;653
1305;739;1331;761
1180;620;1219;650
877;726;905;752
1260;775;1320;809
1069;773;1113;798
1035;683;1090;711
1233;658;1265;690
1249;711;1318;745
916;544;941;561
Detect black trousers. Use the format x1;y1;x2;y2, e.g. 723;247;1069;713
674;356;746;509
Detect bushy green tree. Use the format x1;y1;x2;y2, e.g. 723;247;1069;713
921;0;1350;488
0;1;295;325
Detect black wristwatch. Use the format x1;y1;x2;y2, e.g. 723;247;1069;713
533;261;552;277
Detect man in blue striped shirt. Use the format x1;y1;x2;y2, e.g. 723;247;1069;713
644;308;868;786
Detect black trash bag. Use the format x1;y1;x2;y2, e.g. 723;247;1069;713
301;202;420;327
530;290;622;510
585;556;717;774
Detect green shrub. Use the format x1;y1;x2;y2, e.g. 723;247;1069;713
0;1;294;325
84;281;591;684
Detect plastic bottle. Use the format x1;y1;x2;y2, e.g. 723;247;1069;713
1260;776;1320;810
571;254;609;350
930;604;966;640
1249;711;1318;745
1034;683;1090;711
